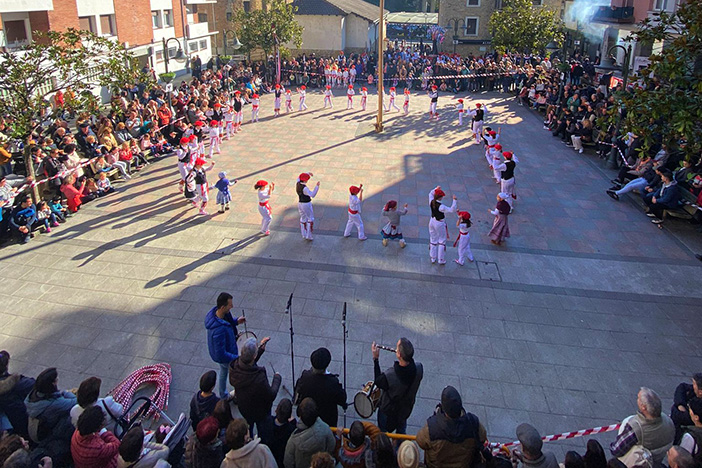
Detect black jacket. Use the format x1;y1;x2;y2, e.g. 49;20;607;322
189;391;220;431
672;382;697;426
294;369;347;427
0;373;35;438
229;355;281;424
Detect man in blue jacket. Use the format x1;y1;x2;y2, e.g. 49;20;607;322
644;169;680;225
205;292;245;398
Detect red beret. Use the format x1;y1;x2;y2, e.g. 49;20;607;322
326;85;331;89
179;137;189;145
214;103;222;108
476;103;482;108
458;211;471;220
349;186;361;195
300;85;306;90
361;87;367;91
348;85;353;89
194;121;204;127
298;173;311;182
494;144;502;150
275;84;281;88
256;180;268;187
210;120;218;125
252;94;259;99
457;99;463;103
390;87;396;91
503;151;513;159
195;158;206;166
434;188;446;198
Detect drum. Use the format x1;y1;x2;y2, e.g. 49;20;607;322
236;330;257;352
353;381;381;419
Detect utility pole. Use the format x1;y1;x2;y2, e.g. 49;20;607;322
376;0;384;133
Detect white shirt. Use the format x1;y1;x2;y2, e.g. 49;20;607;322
300;183;319;200
347;89;355;97
348;194;361;213
428;188;457;215
258;188;271;204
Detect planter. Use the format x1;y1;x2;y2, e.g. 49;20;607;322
159;72;176;84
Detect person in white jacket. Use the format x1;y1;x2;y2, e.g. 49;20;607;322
222;418;277;468
70;377;124;435
428;186;457;265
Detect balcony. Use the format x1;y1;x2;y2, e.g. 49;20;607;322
186;21;211;39
0;0;53;13
591;5;636;24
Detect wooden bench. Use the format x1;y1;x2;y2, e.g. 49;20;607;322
658;189;700;228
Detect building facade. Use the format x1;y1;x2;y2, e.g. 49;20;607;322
437;0;563;56
0;0;218;76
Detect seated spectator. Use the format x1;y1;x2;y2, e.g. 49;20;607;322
583;440;607;468
611;154;653;187
61;144;87;179
129;139;150;166
70;377;123;434
0;434;27;466
190;370;220;432
417;385;487;468
114;122;132;145
48;197;68;223
9;195;37;244
60;174;89;213
105;148;132;180
284;398;336;468
335;421;371;468
95;172;114;197
75;122;96;154
610;387;674;467
270;398;296;468
70;406;120;468
26;368;77;464
511;423;558;468
0;434;52;468
644;170;680;224
184;416;225;468
668;446;697;468
0;350;35;438
221;418;277;468
564;451;585;468
98;127;119;152
116;425;169;468
607;161;662;202
671;374;702;428
35;201;60;233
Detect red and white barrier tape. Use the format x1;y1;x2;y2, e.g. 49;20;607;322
15;158;94;194
281;69;519;82
489;423;621;449
600;141;631;168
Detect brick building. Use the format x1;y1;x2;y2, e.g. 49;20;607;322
437;0;563;56
0;0;218;76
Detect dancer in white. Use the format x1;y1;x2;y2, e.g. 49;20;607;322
493;151;518;210
251;94;260;122
428;85;439;121
403;88;410;114
454;211;474;265
343;185;367;240
360;87;368;111
255;179;274;235
428;186;457;265
323;85;334;108
484;128;501;167
386;87;400;112
468;103;486;142
223;105;234;140
273;84;282;117
455;99;465;125
296;172;319;240
298;85;308;111
346;85;355;109
176;137;192;192
208;120;221;158
285;89;293;113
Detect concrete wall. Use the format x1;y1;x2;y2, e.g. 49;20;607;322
294;14;343;52
345;12;369;50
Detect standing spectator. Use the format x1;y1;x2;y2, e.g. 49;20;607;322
610;388;675;468
335;421;372;468
671;374;702;428
205;292;245;398
416;386;487;468
116;426;170;468
184;416;226;468
0;350;35;438
371;338;423;434
221;418;277;468
270;399;296;468
284;398;336;468
70;406;120;468
70;377;124;436
294;347;347;427
583;440;607;468
366;433;397;468
667;446;697;468
190;370;220;431
678;397;702;462
511;423;559;468
228;337;277;444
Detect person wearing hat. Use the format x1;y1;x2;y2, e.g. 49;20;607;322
254;179;274;235
274;84;283;117
511;423;558;468
215;171;238;214
455;98;465;125
284;398;336;468
285;88;294;113
483;127;501;167
428;186;457;265
386;87;400;112
488;192;511;245
344;184;367;241
428;85;439;121
360;87;368;111
294;347;347;427
192;158;215;215
468;103;486;142
323;85;334;109
296;172;320;240
184;416;225;468
397;440;421;468
223;105;235;140
403;88;411;115
193;121;206;157
233;91;244;133
371;338;423;434
176;137;193;192
208;120;221;158
416;386;487;468
453;211;474;265
251;94;261;123
493;151;517;211
346;84;355;110
381;200;408;248
298;85;308;111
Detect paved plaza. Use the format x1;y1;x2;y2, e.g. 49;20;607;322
1;90;701;456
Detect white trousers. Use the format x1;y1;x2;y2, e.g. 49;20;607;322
177;162;188;181
258;204;272;232
386;98;400;111
428;218;448;263
571;135;583;150
344;213;365;239
456;232;474;264
501;177;515;208
485;150;493;167
251;108;259;122
299;98;307;110
361;97;367;111
324;96;333;108
298;202;314;239
225;121;234;138
472;120;483;135
286;100;293;112
209;137;220;157
429;102;437;115
347;97;353;109
458;113;463;125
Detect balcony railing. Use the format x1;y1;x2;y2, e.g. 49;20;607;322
591;5;635;23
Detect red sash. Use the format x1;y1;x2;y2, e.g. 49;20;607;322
348;209;358;215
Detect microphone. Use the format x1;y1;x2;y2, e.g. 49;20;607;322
285;293;293;314
342;302;347;326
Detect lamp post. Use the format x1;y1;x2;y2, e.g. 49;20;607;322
596;44;632;170
446;18;465;55
162;37;184;74
223;29;242;57
376;0;385;133
545;39;564;99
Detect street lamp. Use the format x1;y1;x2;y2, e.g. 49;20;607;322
446;18;465;55
223;29;242;57
546;37;566;99
596;44;632;170
162;37;184;74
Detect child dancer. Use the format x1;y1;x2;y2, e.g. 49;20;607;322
215;171;237;213
273;84;282;116
251;94;260;122
380;200;408;248
346;85;355;109
403;88;410;115
208;120;221;158
223;105;234;140
176;137;192;191
454;211;474;265
491;152;502;184
193;158;215;215
233;91;244;132
344;184;367;241
255;179;274;235
285;89;293;113
386;87;400;112
360;87;368;111
428;85;439;121
484;129;501;167
194;121;206;157
298;85;308;111
296;172;319;240
469;103;486;142
456;99;465;125
323;85;334;108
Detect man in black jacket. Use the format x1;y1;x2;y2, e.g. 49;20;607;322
294;348;347;427
671;373;702;427
229;336;279;445
0;350;35;438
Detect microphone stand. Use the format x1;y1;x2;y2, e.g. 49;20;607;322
342;301;348;427
285;293;295;388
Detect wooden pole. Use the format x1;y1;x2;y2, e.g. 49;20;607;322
375;0;384;133
331;427;417;441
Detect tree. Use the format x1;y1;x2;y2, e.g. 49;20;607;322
234;0;303;56
0;29;150;140
612;1;702;159
488;0;563;54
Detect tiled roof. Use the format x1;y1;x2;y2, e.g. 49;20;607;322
293;0;386;22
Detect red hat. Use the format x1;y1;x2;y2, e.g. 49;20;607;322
234;90;241;94
188;135;197;142
194;158;206;166
488;130;496;136
458;211;471;220
252;94;259;99
431;85;438;89
348;84;353;89
476;103;482;108
179;137;189;145
503;151;513;159
214;103;222;108
194;121;204;127
404;89;410;94
326;85;331;89
275;84;281;88
298;173;311;182
457;99;464;103
494;143;502;150
300;85;306;90
434;188;446;198
210;120;218;125
361;87;367;91
349;185;361;195
255;180;268;187
390;87;396;91
384;200;397;211
196;417;219;445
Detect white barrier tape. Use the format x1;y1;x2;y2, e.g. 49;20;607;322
489;423;621;450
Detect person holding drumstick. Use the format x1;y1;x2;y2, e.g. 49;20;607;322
371;338;423;435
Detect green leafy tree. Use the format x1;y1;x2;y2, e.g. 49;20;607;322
235;0;303;55
612;1;702;158
488;0;564;54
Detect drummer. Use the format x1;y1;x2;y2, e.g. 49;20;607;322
205;292;246;398
371;338;423;434
294;347;348;427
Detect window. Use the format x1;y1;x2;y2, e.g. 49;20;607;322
243;0;251;13
186;5;197;15
199;39;207;49
100;15;115;35
78;16;96;33
466;0;479;5
168;47;176;59
155;50;163;61
152;11;162;28
464;17;478;36
198;12;208;23
189;41;199;52
226;12;233;21
163;10;173;27
4;20;28;43
532;0;543;5
654;0;667;10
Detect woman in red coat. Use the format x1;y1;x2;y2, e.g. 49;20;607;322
60;174;87;213
71;406;120;468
